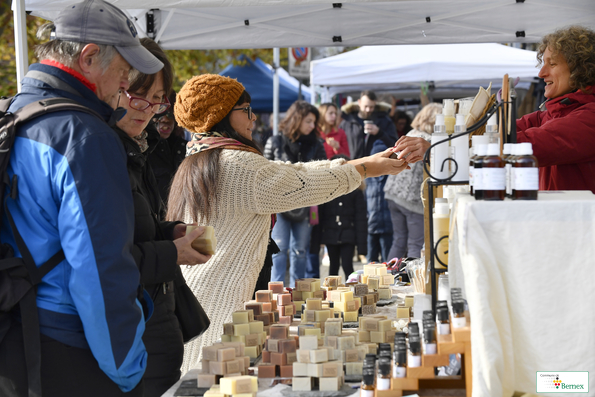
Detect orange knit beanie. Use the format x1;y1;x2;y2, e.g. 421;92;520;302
174;74;245;133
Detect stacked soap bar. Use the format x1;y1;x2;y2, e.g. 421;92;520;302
257;324;298;379
357;315;396;347
322;275;342;291
327;289;360;323
396;294;414;319
221;310;266;359
292;278;324;309
202;375;258;397
321;320;367;377
362;264;394;301
300;298;336;334
197;342;251;388
292;335;344;391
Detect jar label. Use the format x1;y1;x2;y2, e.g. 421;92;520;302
473;167;483;190
361;390;374;397
424;343;437;354
505;163;512;195
469;166;474;187
408;354;421;367
452;316;467;329
514;167;539;190
393;366;406;378
482;168;506;190
377;378;391;390
438;323;451;335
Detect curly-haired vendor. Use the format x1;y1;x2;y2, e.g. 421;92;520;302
516;25;595;192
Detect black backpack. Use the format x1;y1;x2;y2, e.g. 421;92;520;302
0;96;103;397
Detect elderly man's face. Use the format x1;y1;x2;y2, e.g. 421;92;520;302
89;53;132;106
358;95;376;119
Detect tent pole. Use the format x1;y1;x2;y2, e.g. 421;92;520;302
13;0;29;93
273;47;280;136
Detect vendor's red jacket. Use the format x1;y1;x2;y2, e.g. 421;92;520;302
517;90;595;193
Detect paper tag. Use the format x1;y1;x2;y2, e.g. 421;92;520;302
505;163;512;195
377;378;391;390
473;167;483;190
424;343;437;355
438;323;451;335
408;354;421;367
482;168;506;190
452;316;467;329
393;366;407;378
514;167;539;190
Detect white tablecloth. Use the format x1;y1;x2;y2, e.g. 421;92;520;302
449;191;595;397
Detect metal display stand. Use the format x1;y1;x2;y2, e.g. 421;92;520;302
423;98;516;313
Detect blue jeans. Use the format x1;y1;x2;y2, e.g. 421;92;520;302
367;232;393;263
271;215;311;288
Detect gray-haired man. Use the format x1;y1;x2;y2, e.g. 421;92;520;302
0;0;162;395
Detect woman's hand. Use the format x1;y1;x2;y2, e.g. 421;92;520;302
393;136;431;164
326;137;340;150
348;148;410;179
174;225;212;266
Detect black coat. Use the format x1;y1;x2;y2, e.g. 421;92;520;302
147;131;187;207
264;133;327;163
312;187;368;255
339;106;398;159
114;124;183;397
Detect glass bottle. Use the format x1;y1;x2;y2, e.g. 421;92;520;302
377;357;392;390
482;143;505;201
408;336;422;367
470;136;490;196
451;300;467;328
473;144;488;200
437;307;451;335
502;143;513;198
513;142;539;200
392;348;407;378
360;367;375;397
443;99;456;135
423;325;437;354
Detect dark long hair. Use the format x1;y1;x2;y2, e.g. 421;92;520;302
279;100;320;142
166;90;260;223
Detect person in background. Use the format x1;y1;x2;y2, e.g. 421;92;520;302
384;103;442;260
165;75;409;371
314;154;367;278
318;102;350;158
265;101;327;287
391;110;412;139
340;90;398;159
516;25;595;193
112;38;210;397
365;140;393;263
147;91;188;209
0;0;163;395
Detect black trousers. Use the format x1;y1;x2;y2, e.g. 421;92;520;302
327;243;355;277
0;322;144;397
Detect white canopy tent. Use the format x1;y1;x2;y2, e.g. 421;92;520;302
15;0;595;50
310;43;540;97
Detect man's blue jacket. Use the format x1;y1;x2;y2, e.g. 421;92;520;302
1;63;147;392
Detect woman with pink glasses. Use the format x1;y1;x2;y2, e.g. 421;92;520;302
113;38;211;396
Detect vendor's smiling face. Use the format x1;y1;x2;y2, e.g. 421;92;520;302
539;47;572;99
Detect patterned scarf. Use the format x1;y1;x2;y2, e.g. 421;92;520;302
185;131;276;229
186;131;261;157
133;130;149;153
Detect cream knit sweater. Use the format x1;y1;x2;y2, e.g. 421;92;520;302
180;150;361;374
